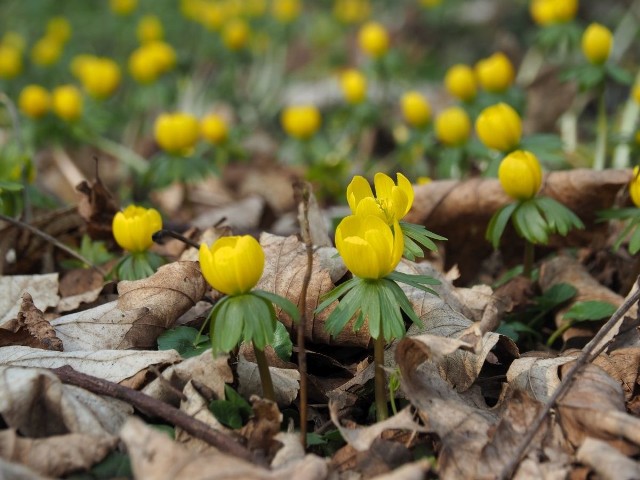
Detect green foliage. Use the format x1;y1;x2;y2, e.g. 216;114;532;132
272;320;293;361
115;251;165;281
597;207;640;254
66;451;132;480
60;234;115;270
400;221;447;261
157;326;210;359
209;384;252;429
547;300;617;346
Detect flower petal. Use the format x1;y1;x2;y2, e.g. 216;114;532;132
396;173;414;217
346;176;374;213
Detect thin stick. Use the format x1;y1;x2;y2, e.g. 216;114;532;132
0;212;108;276
253;342;276;402
498;282;640;480
152;229;200;249
51;365;262;465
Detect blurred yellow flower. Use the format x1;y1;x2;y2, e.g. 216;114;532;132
633;84;640;105
281;105;321;140
113;205;162;253
333;0;370;24
335;214;403;280
340;69;367;104
0;45;22;78
498;150;542;200
201;113;229;145
154;112;200;155
400;91;431;128
199;236;265;295
475;103;522;152
31;36;64;67
200;2;227;31
137;15;164;44
128;41;176;84
70;54;95;78
110;0;138;15
358;21;389;58
46;16;72;44
52;85;83;121
420;0;442;7
222;18;250;51
2;31;25;52
530;0;578;26
78;57;121;99
444;64;477;102
582;23;613;65
18;85;50;119
435;106;471;146
417;176;432;185
271;0;301;23
475;52;515;93
347;172;414;224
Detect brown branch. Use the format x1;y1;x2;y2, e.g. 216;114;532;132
51;365;263;466
498;280;640;480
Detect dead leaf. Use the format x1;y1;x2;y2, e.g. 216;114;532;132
192;195;265;231
0;274;60;332
0;458;51;480
56;268;104;313
240;396;283;452
75;166;119;240
237;354;300;406
368;459;431;480
506;355;574;402
2;292;63;351
576;437;640;480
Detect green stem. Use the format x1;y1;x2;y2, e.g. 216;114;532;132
373;334;388;422
593;87;607;170
523;241;534;279
547;320;574;347
253;342;275;402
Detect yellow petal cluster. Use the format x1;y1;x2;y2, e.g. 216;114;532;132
498;150;542;200
222;18;250;51
281;105;322;140
400;91;431;129
530;0;578;26
18;85;50;119
435;106;471;146
31;36;64;67
199;236;265;295
52;85;83;121
128;41;176;84
154;112;200;155
633;84;640;105
475;103;522;152
112;205;162;253
137;15;164;44
0;44;22;78
475;52;515;93
340;69;367;104
335;215;403;280
271;0;301;23
358;21;389;59
582;23;613;65
201;113;229;145
76;57;121;99
46;16;72;44
347;172;414;224
630;167;640;209
444;64;477;102
110;0;138;15
333;0;371;24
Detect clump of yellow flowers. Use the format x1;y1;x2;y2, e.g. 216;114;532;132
199;235;299;402
317;173;442;420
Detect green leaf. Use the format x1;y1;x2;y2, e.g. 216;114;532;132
157;326;210;359
385;279;422;328
87;451;132;479
324;279;365;337
486;202;517;248
210;296;243;353
535;197;584;236
360;281;381;339
597;207;640;221
628;223;640;254
241;295;277;351
272;321;293;361
387;271;440;296
605;64;633;85
253;289;301;323
513;200;548;244
536;283;577;310
563;301;617;322
379;281;406;341
209;384;252;429
315;278;360;313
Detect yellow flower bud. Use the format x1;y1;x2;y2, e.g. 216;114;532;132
271;0;301;23
137;15;164;44
18;85;50;119
128;42;176;84
281;105;321;140
46;16;72;44
333;0;371;24
347;172;414;224
31;36;63;67
476;103;522;152
444;64;477;102
554;0;578;22
0;45;22;79
112;205;162;253
530;0;556;26
420;0;442;7
335;214;403;280
435;106;471;146
633;85;640;105
222;18;250;51
52;85;83;121
630;167;640;208
358;21;389;59
400;91;431;128
340;69;367;104
201;113;229;145
110;0;138;15
154;112;200;155
199;236;265;295
475;52;515;93
498;150;542;200
582;23;613;65
70;54;95;78
78;57;121;99
145;41;176;73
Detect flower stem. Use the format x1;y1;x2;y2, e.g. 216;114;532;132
593;87;607;170
253;342;275;402
523;241;534;279
373;334;388;422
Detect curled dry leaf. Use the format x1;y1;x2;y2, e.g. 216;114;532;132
1;293;63;351
0;273;60;331
0;429;117;478
506;355;575;402
51;261;206;350
75;169;119;240
240;396;283;452
0;366;132;437
576;437;640;480
237;354;300;406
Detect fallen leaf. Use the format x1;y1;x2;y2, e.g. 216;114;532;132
237;354;300;406
240;396;283;452
0;458;51;480
0;274;60;332
367;459;431;480
192;195;265;231
56;268;104;313
75;169;119;240
576;437;640;480
506;354;574;402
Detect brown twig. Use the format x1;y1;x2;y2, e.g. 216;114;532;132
498;280;640;480
152;229;200;249
51;365;263;466
148;365;188;402
0;212;108;276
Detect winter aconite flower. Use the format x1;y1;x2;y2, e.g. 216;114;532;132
582;23;613;65
357;21;389;59
476;103;522;152
154;112;200;155
281;105;321;140
444;64;477;102
77;57;121;99
271;0;301;23
18;85;50;119
201;113;229;145
498;150;543;201
340;69;367;104
333;0;371;24
222;18;250;51
113;205;162;253
347;172;414;224
52;85;83;121
128;41;176;84
475;52;515;93
110;0;137;15
530;0;578;26
137;15;164;44
31;37;63;67
435;106;471;147
0;45;22;78
633;85;640;105
401;91;431;129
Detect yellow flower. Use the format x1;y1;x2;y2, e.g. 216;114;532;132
554;0;578;22
435;106;471;146
78;57;121;99
0;45;22;79
475;52;515;93
18;85;50;119
154;112;200;155
199;236;265;295
358;21;389;59
630;166;640;208
475;103;522;152
444;64;477;102
70;54;95;78
333;0;370;24
137;15;164;44
281;105;321;140
340;69;367;104
110;0;138;15
46;16;72;44
113;205;162;253
201;113;229;145
2;31;26;52
128;41;176;84
346;172;414;224
633;84;640;105
400;91;431;128
52;85;83;121
530;0;556;26
145;41;176;72
417;176;431;185
420;0;442;7
582;23;613;65
222;18;250;51
498;150;542;200
335;214;403;280
31;36;63;67
271;0;301;23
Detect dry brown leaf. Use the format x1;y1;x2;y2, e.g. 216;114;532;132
576;437;640;480
192;195;265;231
506;355;574;402
592;347;640;401
0;366;132;437
368;460;431;480
240;396;283;452
0;274;60;332
51;261;205;350
75;167;119;240
237;354;300;406
271;432;306;469
0;458;52;480
0;429;117;478
56;268;104;312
